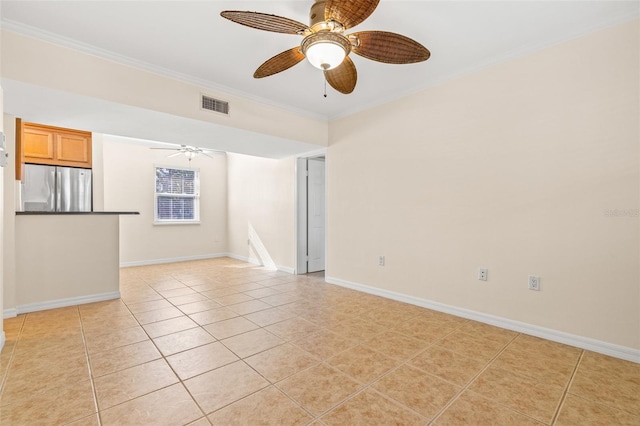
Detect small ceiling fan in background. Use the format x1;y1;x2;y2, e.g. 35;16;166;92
150;145;215;162
220;0;431;95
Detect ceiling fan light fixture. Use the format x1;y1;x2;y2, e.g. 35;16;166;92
221;0;430;94
301;32;350;70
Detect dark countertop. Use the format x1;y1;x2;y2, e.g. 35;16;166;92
16;211;139;215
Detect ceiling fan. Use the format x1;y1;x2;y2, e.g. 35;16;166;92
150;145;215;162
220;0;430;94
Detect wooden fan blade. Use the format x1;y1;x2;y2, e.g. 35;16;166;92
254;47;306;78
220;11;309;34
324;56;357;94
350;31;430;64
325;0;379;30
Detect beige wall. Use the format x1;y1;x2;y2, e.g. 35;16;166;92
0;91;3;340
2;114;16;314
227;153;296;272
101;136;228;265
327;20;639;349
1;8;4;339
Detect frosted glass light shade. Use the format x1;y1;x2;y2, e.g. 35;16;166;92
301;32;351;71
306;41;346;70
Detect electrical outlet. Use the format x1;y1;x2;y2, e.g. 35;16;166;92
478;268;488;281
528;275;540;291
378;256;385;266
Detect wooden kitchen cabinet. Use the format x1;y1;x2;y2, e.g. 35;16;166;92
22;125;55;162
21;122;92;169
55;131;91;165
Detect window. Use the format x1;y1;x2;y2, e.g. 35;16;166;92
154;166;200;223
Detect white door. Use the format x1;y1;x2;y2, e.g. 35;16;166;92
307;158;325;272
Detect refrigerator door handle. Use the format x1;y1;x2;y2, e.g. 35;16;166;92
55;168;61;212
48;166;57;212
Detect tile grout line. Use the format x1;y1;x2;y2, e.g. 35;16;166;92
206;292;322;422
116;269;316;423
301;308;460;421
239;299;378;422
427;330;522;424
124;276;213;424
549;349;585;425
351;318;471;423
426;328;564;425
307;310;467;422
279;314;464;424
238;357;319;422
77;305;103;426
381;328;463;424
238;319;331;419
271;360;365;422
92;278;208;421
0;315;26;402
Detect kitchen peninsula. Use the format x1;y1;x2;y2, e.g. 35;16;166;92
14;211;138;313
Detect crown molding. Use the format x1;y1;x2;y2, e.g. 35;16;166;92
2;10;637;124
329;13;640;121
0;19;329;122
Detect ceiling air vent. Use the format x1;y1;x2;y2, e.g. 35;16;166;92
201;95;229;115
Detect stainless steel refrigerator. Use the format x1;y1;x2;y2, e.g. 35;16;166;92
21;164;92;212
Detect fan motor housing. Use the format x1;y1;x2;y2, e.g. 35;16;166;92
309;0;326;27
309;0;344;33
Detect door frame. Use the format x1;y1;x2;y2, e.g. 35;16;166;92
295;149;327;274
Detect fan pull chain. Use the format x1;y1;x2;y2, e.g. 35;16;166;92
324;78;327;98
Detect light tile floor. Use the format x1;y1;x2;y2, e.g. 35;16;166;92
0;257;638;425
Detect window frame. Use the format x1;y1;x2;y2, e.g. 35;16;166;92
153;164;201;225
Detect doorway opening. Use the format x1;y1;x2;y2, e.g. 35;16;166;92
296;155;326;274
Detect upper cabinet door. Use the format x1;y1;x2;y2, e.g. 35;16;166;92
56;132;92;167
23;126;55;161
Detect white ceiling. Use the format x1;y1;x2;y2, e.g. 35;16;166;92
1;1;638;156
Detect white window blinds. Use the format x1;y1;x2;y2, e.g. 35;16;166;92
154;166;200;222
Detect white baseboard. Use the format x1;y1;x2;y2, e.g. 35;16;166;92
226;253;294;274
3;308;18;319
0;331;5;352
277;266;295;274
120;253;228;268
227;253;261;266
4;291;121;317
120;253;296;274
325;276;640;364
